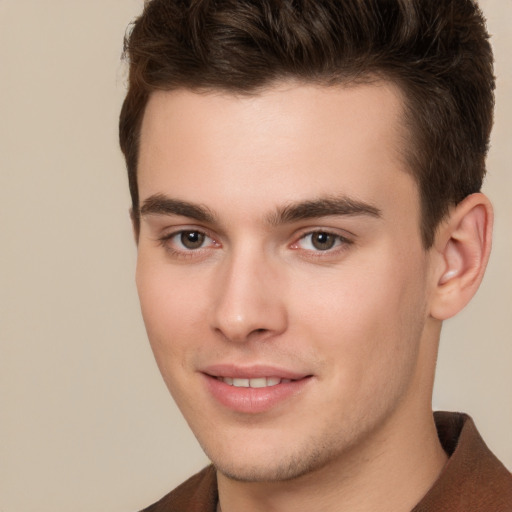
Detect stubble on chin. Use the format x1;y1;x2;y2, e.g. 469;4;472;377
208;439;341;484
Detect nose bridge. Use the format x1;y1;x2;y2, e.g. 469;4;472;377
210;243;286;342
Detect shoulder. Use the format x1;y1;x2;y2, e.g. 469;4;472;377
139;465;217;512
413;412;512;511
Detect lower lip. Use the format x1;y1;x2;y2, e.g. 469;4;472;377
203;375;311;414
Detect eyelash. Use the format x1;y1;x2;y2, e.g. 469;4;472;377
157;229;220;259
291;230;353;257
157;228;353;259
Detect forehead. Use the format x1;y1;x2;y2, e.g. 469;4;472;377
137;81;418;226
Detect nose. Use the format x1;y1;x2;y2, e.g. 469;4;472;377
210;249;288;343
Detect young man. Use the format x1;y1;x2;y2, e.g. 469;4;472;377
119;1;512;510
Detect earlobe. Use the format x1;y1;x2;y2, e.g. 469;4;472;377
430;193;493;320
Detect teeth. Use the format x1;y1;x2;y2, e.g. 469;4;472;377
232;378;250;387
220;377;288;387
248;377;267;388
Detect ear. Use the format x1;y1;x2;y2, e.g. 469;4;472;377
130;208;140;245
429;193;493;320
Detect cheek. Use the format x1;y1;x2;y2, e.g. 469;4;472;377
291;248;428;384
136;263;211;420
135;259;207;372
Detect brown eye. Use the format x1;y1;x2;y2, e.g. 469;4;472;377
310;232;337;250
180;231;206;249
293;230;352;255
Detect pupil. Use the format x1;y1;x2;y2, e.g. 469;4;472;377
181;231;205;249
312;232;335;250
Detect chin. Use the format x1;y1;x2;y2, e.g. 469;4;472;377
215;460;315;483
204;441;335;483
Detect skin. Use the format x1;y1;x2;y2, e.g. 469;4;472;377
134;82;492;512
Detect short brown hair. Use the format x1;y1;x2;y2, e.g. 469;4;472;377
119;0;494;247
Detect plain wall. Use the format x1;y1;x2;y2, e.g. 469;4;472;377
1;1;510;510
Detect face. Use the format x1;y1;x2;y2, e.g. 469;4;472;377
135;82;438;482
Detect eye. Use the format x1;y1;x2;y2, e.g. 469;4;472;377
177;230;208;250
160;229;218;252
295;231;349;251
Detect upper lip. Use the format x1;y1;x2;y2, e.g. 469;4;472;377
201;364;310;380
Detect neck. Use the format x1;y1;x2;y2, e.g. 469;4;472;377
216;408;447;512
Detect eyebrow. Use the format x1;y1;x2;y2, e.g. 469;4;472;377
140;194;216;223
267;196;382;225
139;193;381;225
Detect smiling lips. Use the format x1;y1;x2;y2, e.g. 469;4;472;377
217;376;292;387
203;367;311;414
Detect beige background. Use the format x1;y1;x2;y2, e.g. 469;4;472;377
1;1;510;510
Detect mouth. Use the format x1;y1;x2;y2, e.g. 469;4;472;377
215;376;293;388
202;366;312;414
